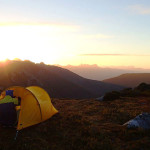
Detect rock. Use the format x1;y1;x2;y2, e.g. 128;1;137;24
123;113;150;129
96;96;104;101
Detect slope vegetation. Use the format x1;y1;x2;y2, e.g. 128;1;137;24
0;97;150;150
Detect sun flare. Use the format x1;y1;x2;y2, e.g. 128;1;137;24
0;23;69;64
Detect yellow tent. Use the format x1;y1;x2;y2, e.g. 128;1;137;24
0;86;58;130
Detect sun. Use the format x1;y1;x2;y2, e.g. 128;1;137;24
0;23;63;65
0;58;10;63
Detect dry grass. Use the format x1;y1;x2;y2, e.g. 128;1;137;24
0;97;150;150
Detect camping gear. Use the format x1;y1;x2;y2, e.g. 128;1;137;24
0;95;18;105
123;113;150;129
6;90;14;97
0;102;17;126
0;86;58;130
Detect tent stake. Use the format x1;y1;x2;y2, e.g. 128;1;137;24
14;130;19;140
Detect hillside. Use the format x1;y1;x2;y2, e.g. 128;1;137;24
0;60;123;99
0;97;150;150
103;73;150;87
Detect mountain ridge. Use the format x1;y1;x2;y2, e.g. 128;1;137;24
62;64;150;81
0;60;123;98
103;73;150;87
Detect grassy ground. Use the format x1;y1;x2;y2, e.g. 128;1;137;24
0;97;150;150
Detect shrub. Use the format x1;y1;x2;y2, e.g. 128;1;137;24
135;83;150;92
120;88;133;97
103;91;120;101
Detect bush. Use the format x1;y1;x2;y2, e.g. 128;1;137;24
103;83;150;102
120;88;133;97
135;83;150;92
103;91;120;101
133;83;150;96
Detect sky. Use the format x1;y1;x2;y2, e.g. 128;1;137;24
0;0;150;68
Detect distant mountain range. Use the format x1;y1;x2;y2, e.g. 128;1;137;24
0;60;123;99
62;64;150;81
103;73;150;87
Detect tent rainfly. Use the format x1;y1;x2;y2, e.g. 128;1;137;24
0;86;58;130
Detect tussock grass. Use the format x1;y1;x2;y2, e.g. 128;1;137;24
0;97;150;150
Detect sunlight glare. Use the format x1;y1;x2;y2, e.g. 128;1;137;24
0;23;69;64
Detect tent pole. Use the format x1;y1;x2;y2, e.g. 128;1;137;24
14;130;19;140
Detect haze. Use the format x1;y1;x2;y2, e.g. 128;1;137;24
62;64;150;80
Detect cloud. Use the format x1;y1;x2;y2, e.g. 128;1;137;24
128;4;150;15
79;54;150;56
